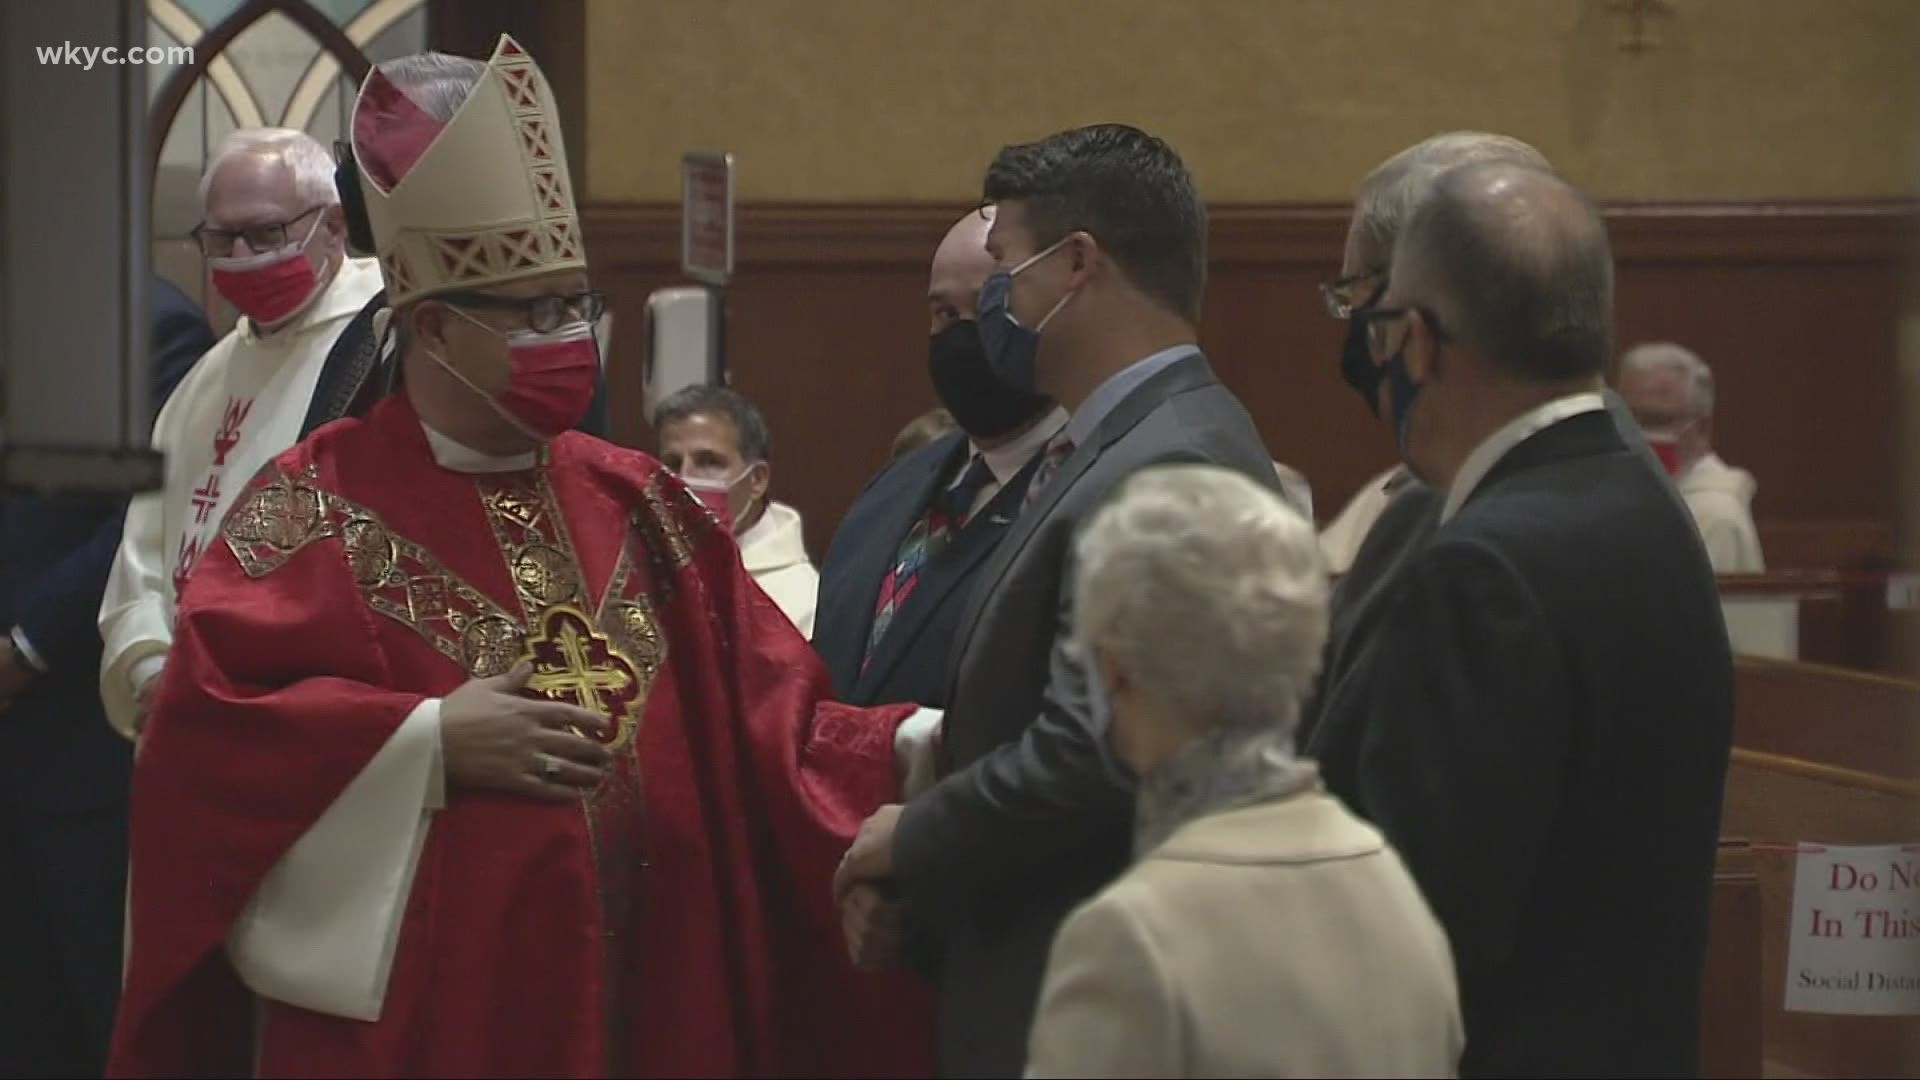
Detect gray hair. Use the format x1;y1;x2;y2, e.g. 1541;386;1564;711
1620;342;1715;417
375;52;488;121
652;384;773;463
1349;132;1552;273
197;127;339;208
1394;161;1614;382
1072;465;1329;739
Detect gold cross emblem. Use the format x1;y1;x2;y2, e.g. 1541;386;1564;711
521;605;642;751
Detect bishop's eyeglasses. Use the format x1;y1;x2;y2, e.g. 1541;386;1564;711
438;289;609;334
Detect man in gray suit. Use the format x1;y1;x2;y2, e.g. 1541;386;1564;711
833;123;1276;1077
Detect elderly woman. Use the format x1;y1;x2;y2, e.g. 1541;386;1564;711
1025;465;1463;1079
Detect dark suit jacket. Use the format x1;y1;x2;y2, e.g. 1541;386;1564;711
0;275;207;815
891;352;1277;1078
1299;389;1664;749
301;290;611;440
814;431;1040;707
1306;409;1733;1078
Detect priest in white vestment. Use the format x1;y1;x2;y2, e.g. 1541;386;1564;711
98;128;382;737
1618;342;1766;573
653;383;823;637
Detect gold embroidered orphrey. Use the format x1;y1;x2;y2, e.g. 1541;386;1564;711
222;467;667;750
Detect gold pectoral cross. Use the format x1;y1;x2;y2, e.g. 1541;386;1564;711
522;604;643;751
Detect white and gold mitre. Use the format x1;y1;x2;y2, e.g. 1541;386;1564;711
349;34;584;307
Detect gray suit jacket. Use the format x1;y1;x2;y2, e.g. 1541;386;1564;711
891;351;1276;1078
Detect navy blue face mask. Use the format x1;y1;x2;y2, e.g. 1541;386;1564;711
1383;343;1424;451
976;235;1077;394
1340;314;1383;416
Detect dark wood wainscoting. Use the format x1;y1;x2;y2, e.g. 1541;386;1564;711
581;201;1914;564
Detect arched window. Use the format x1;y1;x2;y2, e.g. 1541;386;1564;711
147;0;428;328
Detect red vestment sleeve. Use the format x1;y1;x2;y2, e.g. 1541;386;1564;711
107;461;426;1078
627;476;934;1078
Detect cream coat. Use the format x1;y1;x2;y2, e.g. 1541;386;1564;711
1027;791;1463;1079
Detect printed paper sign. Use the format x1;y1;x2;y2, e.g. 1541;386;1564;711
681;152;734;286
1784;843;1920;1015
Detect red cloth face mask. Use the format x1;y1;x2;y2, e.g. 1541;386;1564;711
1646;435;1683;476
495;323;600;439
679;467;752;532
435;309;600;441
209;214;326;326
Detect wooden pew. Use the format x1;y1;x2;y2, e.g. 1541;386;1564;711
1715;657;1920;1077
1719;572;1908;676
1754;520;1896;573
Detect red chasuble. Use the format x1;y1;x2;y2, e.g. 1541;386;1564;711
108;396;932;1078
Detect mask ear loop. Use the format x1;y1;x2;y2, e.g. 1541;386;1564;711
415;302;550;444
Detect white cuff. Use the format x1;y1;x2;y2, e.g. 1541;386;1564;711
227;696;443;1021
131;654;167;697
9;627;47;673
422;698;446;810
894;706;944;800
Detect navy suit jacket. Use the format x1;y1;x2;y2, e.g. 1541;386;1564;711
1307;411;1731;1077
813;431;1040;708
0;275;208;813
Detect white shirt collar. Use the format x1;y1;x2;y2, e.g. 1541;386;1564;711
1441;392;1605;523
970;406;1069;486
421;422;539;474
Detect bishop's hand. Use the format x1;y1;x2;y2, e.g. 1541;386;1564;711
441;661;613;802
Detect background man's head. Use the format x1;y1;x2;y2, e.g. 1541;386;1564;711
196;128;347;330
1378;162;1614;477
1332;132;1552;316
654;384;774;534
979;123;1206;397
1618;342;1716;472
1072;464;1328;775
929;205;997;334
927;204;1053;440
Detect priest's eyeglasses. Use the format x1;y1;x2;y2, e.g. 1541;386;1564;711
439;289;608;334
190;206;327;258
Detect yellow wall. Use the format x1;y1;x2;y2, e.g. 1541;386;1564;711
586;0;1918;204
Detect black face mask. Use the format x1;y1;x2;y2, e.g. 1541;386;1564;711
1337;282;1389;415
1339;315;1382;416
929;320;1052;438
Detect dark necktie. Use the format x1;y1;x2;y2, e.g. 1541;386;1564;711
865;455;995;667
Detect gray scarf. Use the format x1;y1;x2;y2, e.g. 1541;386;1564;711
1133;725;1319;857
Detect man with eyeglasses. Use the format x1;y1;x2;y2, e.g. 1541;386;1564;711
1299;132;1664;752
108;39;934;1080
1304;160;1733;1077
98;127;383;739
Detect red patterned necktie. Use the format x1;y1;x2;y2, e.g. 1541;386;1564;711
864;455;996;669
1021;435;1076;511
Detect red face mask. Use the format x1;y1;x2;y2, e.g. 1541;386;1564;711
209;214;325;325
495;323;600;439
685;481;734;530
1646;436;1683;477
435;309;599;441
679;466;752;532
